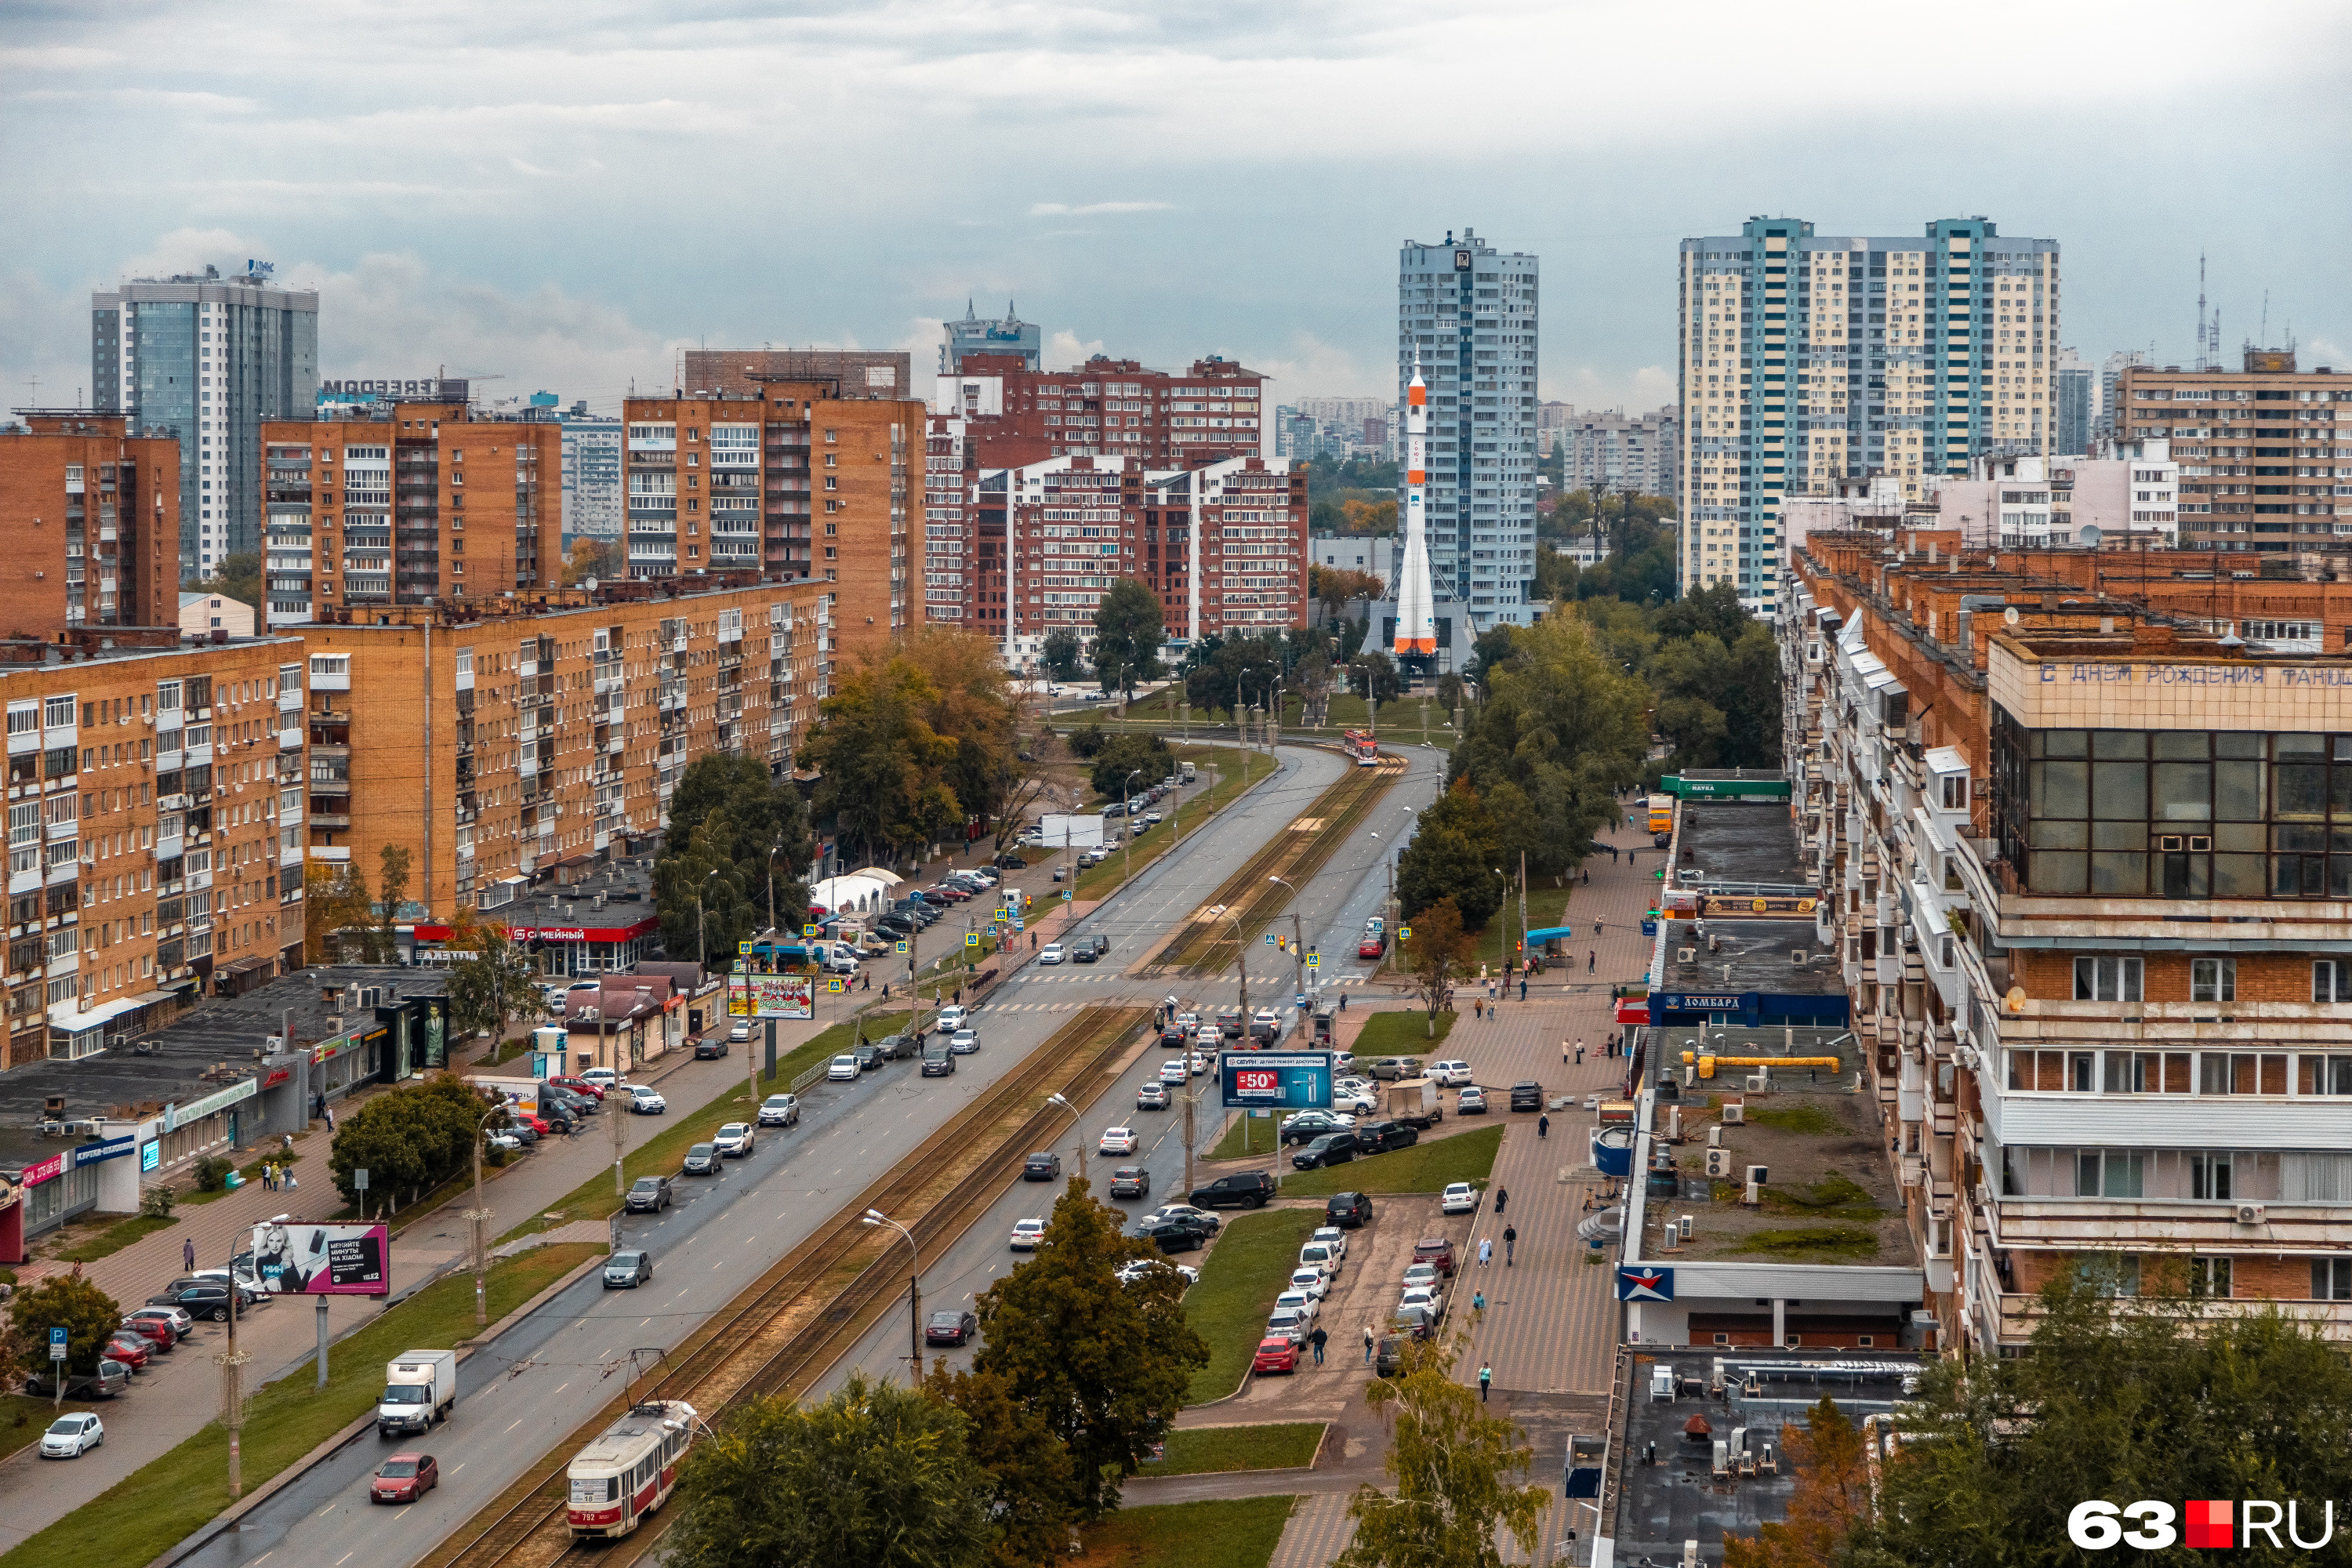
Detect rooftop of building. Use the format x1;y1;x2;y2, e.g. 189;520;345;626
1613;1346;1922;1565
286;570;817;630
1673;800;1809;890
469;852;659;932
1657;920;1842;1000
0;965;443;1175
1993;623;2352;665
0;627;295;668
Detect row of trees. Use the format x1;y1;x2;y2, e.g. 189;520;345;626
1036;579;1167;704
326;1072;510;1214
652;753;815;967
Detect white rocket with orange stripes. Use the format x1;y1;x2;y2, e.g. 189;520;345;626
1393;362;1437;657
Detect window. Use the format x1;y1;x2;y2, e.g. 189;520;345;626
2191;1152;2233;1200
2191;956;2236;1004
2315;1259;2352;1300
1940;774;1969;810
2187;1256;2233;1298
2074;956;2142;1001
2317;960;2351;1002
42;695;74;730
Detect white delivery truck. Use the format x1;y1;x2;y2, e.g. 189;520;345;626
377;1349;458;1437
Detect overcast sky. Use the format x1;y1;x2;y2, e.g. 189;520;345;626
4;0;2348;417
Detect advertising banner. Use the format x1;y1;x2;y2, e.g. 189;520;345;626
728;974;815;1019
250;1221;390;1297
1218;1051;1333;1110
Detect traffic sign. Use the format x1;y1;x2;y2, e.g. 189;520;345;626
826;978;844;993
895;940;909;954
1062;890;1073;902
1264;932;1276;946
1306;953;1320;968
1399;925;1412;939
49;1327;66;1361
803;924;820;938
353;1167;370;1191
964;931;980;947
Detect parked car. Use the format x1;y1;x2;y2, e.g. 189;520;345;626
1359;1120;1421;1154
139;1288;220;1327
1508;1081;1544;1112
1253;1336;1300;1375
1392;1305;1437;1340
925;1310;979;1346
1140;1204;1221;1236
625;1174;673;1213
1357;933;1387;959
371;1452;439;1504
1414;1236;1458;1277
853;1044;884;1072
682;1142;722;1176
40;1413;103;1459
757;1093;801;1127
1287;1267;1332;1301
1108;1166;1152;1200
1141;1220;1205;1254
1116;1258;1199;1289
1272;1289;1320;1323
1009;1217;1047;1250
1135;1082;1171;1111
580;1067;624;1092
1189;1171;1278;1210
124;1306;194;1341
1310;1225;1350;1260
1298;1240;1345;1279
1398;1285;1446;1322
1366;1057;1424;1081
1440;1181;1479;1215
548;1075;605;1102
629;1085;666;1115
713;1122;755;1157
23;1361;130;1401
1293;1133;1358;1171
1279;1110;1356;1146
1403;1261;1443;1294
101;1334;153;1370
695;1033;730;1059
603;1251;654;1289
1325;1191;1374;1229
993;851;1027;869
1430;1060;1475;1087
1375;1334;1407;1376
828;1054;860;1081
1331;1080;1379;1114
1265;1306;1313;1345
1098;1126;1139;1155
1023;1151;1063;1181
1457;1086;1488;1115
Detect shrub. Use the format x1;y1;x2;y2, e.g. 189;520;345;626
141;1185;176;1218
191;1155;232;1192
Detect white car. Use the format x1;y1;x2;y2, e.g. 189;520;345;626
1010;1217;1047;1250
40;1413;102;1458
628;1085;666;1115
1298;1243;1343;1280
1332;1083;1379;1114
713;1122;755;1157
580;1068;622;1091
1309;1225;1351;1261
827;1054;860;1082
1039;944;1065;964
951;1029;980;1055
1265;1306;1312;1345
1333;1051;1356;1072
936;1005;967;1031
1399;1284;1446;1319
1431;1060;1475;1087
757;1094;800;1127
1098;1127;1139;1155
1441;1181;1479;1215
1272;1289;1319;1322
1188;1051;1212;1076
1117;1258;1199;1288
1159;1058;1190;1085
1287;1267;1332;1301
1176;1012;1202;1035
1402;1261;1442;1292
1281;1110;1356;1131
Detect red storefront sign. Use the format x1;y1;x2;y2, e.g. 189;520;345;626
21;1152;66;1189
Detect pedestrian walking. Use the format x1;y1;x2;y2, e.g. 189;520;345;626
1309;1325;1327;1365
1474;997;1483;1022
1504;1225;1518;1265
1562;1038;1572;1064
1479;1362;1494;1403
284;1167;298;1191
1575;1038;1584;1064
325;1105;336;1131
1629;851;1639;868
1494;1186;1508;1214
261;1161;274;1192
1537;1113;1551;1139
1478;1237;1494;1269
1363;1323;1376;1363
184;1236;198;1272
1588;949;1597;973
1472;1289;1486;1315
1519;977;1527;1001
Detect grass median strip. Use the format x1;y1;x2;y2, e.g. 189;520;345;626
1352;1007;1455;1054
1183;1207;1327;1404
0;1241;600;1568
1279;1124;1504;1198
1078;1495;1296;1568
1142;1421;1323;1475
1073;746;1274;902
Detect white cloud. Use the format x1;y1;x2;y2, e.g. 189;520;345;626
1047;329;1106;365
1025;201;1173;216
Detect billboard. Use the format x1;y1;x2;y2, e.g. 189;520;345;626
250;1221;390;1297
1219;1051;1333;1111
1037;814;1106;851
728;974;815;1020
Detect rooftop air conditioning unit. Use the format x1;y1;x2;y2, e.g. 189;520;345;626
1677;948;1697;964
1790;949;1808;964
2234;1203;2266;1225
1720;1102;1744;1124
1704;1148;1732;1178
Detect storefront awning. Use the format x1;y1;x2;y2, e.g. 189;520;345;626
46;995;149;1033
217;956;272;976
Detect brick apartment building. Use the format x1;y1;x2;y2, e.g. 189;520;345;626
299;576;826;919
2115;353;2352;553
0;629;308;1071
619;387;918;662
255;400;562;626
0;415;180;632
679;349;916;404
1784;524;2352;1351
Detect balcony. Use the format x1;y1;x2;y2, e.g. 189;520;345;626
1994;1289;2352;1345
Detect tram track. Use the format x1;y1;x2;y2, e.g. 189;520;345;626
419;1000;1152;1568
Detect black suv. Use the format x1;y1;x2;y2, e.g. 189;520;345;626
1188;1171;1277;1210
625;1174;674;1213
1292;1132;1357;1171
147;1283;235;1322
1022;1151;1063;1181
1356;1120;1420;1155
1508;1081;1544;1112
1326;1191;1374;1229
1280;1111;1352;1147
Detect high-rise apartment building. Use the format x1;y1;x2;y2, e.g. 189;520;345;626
2053;348;2093;455
560;408;623;543
941;303;1040;373
1679;216;2059;615
2112;354;2351;553
0;416;180;631
300;579;826;919
1396;229;1541;630
91;263;319;579
934;355;1266;470
1139;456;1308;644
253;403;561;626
619;387;918;661
2097;350;2151;444
679;350;914;403
1559;406;1681;499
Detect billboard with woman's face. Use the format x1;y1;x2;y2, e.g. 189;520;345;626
250;1221;390;1295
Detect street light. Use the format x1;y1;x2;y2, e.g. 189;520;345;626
1122;768;1145;891
1269;875;1306;1007
1045;1091;1087;1185
860;1210;922;1385
470;1106;507;1330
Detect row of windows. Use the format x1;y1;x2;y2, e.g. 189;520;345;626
2009;1048;2352;1098
2074;955;2352;1003
2004;1146;2352;1202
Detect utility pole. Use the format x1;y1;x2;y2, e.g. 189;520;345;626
470;1111;499;1330
1122;768;1143;892
219;1227;249;1500
611;1051;626;1199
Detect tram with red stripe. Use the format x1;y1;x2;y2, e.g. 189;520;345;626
1342;729;1379;767
567;1399;698;1538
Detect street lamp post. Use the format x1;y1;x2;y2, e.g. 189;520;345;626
1122;768;1144;891
1046;1091;1087;1185
470;1106;506;1330
1269;875;1305;1007
861;1210;921;1385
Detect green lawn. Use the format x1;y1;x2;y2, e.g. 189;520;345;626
1081;1496;1295;1568
46;1211;178;1264
1142;1422;1323;1475
0;1241;601;1568
0;1394;112;1464
1351;1007;1454;1054
1279;1124;1504;1198
1207;1111;1283;1161
1184;1207;1327;1404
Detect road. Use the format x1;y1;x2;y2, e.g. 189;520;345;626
174;741;1377;1568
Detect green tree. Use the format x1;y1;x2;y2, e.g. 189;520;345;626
801;659;962;867
973;1181;1207;1518
1332;1335;1547;1568
1040;627;1082;684
1091;578;1164;702
925;1366;1079;1568
1399;897;1475;1037
7;1271;123;1377
1396;781;1504;929
444;920;541;1044
655;811;754;968
328;1073;506;1214
666;751;815;931
183;552;262;620
1090;732;1174;802
371;842;413;961
1352;649;1401;706
669;1370;993;1568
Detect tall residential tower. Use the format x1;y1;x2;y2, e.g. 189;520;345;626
92;263;319;581
1398;230;1540;634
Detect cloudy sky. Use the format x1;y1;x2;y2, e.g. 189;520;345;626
4;0;2349;416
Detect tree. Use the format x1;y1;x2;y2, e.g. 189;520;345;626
655;811;755;967
1311;564;1386;614
973;1181;1207;1517
183;552;261;619
1722;1399;1867;1568
1398;897;1475;1037
1040;627;1082;684
1089;732;1174;803
6;1270;122;1377
303;861;372;964
1351;650;1401;706
1091;578;1164;703
669;1371;992;1568
328;1073;506;1213
1332;1335;1547;1568
444;920;541;1044
666;751;815;930
800;659;962;868
1396;781;1504;929
925;1366;1079;1568
561;535;624;586
902;627;1025;843
1466;626;1517;685
372;843;413;960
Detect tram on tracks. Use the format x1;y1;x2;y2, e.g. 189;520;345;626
1342;728;1380;766
566;1399;699;1539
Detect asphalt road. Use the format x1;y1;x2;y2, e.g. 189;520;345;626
175;742;1356;1568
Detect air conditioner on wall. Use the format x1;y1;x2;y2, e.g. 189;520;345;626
2234;1203;2266;1225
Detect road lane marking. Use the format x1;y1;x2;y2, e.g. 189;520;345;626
317;1503;338;1517
504;1418;523;1432
554;1382;570;1394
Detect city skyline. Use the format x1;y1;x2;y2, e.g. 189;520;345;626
3;2;2347;421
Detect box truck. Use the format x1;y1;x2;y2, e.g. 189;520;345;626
377;1349;458;1437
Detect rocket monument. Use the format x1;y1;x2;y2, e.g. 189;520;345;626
1392;360;1437;659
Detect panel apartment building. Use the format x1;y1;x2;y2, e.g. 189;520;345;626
2114;353;2352;554
1680;216;2059;615
1783;526;2352;1352
255;401;562;627
91;263;319;579
0;416;180;632
619;388;917;662
0;630;308;1071
301;577;827;919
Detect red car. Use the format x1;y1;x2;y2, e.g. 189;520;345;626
547;1076;604;1101
372;1452;440;1504
1357;935;1386;960
1252;1335;1300;1375
510;1112;554;1137
101;1334;153;1370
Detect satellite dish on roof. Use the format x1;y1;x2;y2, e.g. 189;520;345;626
2003;607;2020;626
2078;525;2102;548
